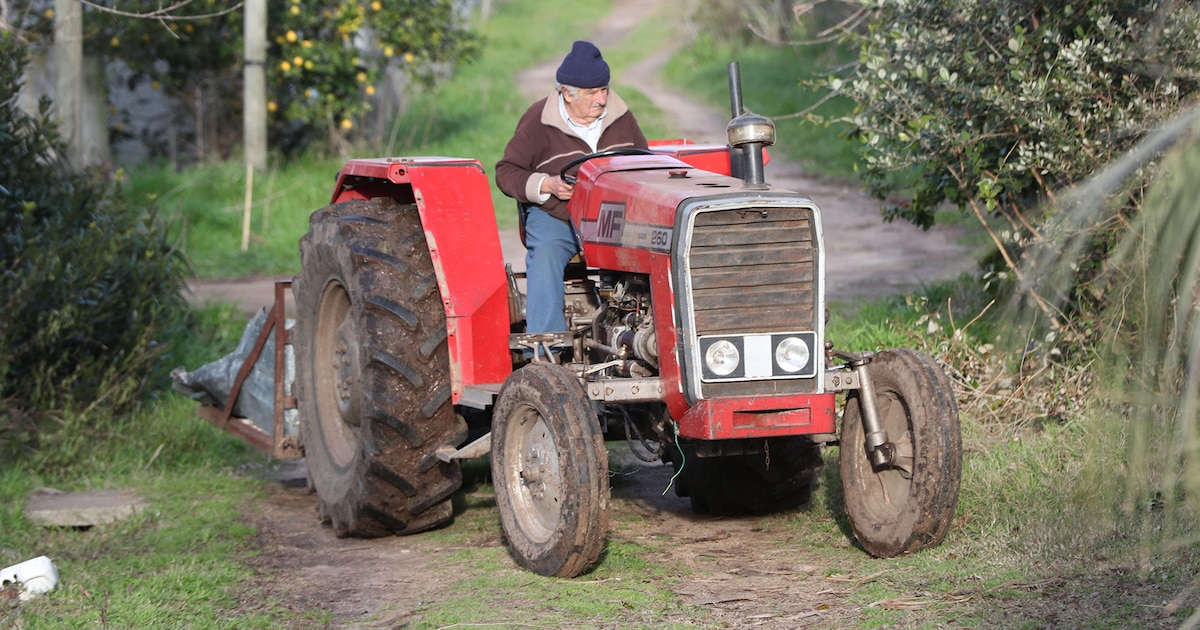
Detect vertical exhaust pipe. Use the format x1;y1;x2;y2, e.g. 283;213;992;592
728;62;744;121
726;62;776;190
727;62;746;181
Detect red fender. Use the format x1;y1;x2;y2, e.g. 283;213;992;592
330;157;512;403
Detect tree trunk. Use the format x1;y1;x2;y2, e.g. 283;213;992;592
53;0;82;168
81;56;111;168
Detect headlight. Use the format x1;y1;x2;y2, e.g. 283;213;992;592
697;331;816;382
775;336;811;373
704;339;740;377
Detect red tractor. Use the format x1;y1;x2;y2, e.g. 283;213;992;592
283;72;961;578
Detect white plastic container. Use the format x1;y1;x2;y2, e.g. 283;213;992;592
1;556;60;601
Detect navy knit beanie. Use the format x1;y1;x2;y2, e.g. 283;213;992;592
556;40;610;88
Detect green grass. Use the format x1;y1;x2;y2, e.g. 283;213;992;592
1;301;294;628
795;428;1200;628
375;457;693;627
0;401;293;628
125;156;333;279
6;473;268;629
815;277;1200;626
415;538;687;628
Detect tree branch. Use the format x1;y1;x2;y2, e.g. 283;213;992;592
76;0;242;21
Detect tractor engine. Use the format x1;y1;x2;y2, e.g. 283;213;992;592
552;138;837;444
585;273;657;378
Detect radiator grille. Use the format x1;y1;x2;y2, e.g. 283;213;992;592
685;204;820;397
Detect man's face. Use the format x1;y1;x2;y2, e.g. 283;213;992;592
562;86;609;125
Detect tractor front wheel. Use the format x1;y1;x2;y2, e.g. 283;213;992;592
492;363;609;577
840;348;961;557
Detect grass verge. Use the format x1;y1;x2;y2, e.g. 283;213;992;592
819;281;1200;628
1;303;303;628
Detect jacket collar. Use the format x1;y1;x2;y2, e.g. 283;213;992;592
539;89;630;135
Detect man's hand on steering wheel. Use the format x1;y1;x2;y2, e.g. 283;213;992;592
541;175;575;201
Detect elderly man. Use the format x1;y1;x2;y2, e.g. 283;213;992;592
496;40;649;341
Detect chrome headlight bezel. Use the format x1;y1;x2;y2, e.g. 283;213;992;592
775;336;812;374
697;331;817;382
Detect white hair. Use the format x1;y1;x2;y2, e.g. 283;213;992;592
556;82;580;98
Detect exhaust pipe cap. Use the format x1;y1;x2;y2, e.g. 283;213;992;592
727;112;776;148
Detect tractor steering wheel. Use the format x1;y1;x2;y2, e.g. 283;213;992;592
560;148;655;185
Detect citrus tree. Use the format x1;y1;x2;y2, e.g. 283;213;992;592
12;0;480;157
268;0;479;149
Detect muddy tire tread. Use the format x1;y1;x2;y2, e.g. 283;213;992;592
840;348;962;557
295;198;465;538
492;363;610;577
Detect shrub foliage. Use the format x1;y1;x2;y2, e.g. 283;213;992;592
0;33;189;454
825;0;1200;538
833;0;1200;286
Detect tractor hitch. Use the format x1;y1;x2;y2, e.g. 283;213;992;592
173;280;302;459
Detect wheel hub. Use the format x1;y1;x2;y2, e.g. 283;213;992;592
313;280;360;469
515;415;562;536
866;392;912;510
891;430;914;478
334;317;361;425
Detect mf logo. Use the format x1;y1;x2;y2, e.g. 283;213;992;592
596;201;625;244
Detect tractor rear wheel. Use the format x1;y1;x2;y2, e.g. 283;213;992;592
294;198;466;537
492;363;610;577
840;348;961;557
681;437;824;515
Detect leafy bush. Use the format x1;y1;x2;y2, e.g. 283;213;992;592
830;0;1200;289
0;33;189;456
841;0;1200;223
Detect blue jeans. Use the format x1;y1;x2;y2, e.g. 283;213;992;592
524;207;578;334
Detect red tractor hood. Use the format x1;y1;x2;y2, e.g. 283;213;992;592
570;152;787;270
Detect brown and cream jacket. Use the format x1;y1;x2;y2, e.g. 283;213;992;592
495;91;648;222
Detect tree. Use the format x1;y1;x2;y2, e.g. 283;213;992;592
12;0;481;159
824;0;1200;536
830;0;1200;291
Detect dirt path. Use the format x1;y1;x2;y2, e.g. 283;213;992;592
194;2;976;627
